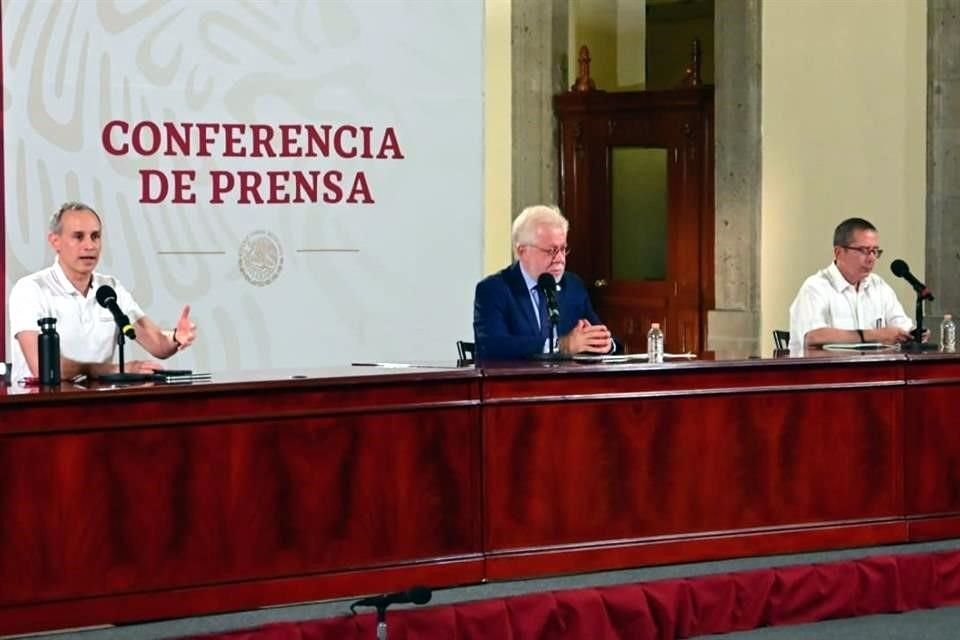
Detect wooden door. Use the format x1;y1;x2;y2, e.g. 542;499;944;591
555;88;714;354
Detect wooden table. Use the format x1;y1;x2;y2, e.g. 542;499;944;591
1;352;958;634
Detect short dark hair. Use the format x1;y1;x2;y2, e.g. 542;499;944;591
833;217;877;247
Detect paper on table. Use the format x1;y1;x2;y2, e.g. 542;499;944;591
572;352;697;363
352;362;416;368
351;362;455;369
822;342;896;351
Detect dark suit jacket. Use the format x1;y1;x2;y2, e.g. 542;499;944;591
473;262;606;360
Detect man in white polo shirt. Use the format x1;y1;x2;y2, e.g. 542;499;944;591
788;217;915;351
8;201;196;382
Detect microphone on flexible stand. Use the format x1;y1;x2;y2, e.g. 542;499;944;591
890;259;936;349
890;259;934;301
537;273;560;355
96;285;137;338
351;586;432;640
537;273;560;324
95;285;152;382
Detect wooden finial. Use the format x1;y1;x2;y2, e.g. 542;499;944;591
679;38;702;88
571;45;596;92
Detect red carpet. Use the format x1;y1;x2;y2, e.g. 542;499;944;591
183;550;960;639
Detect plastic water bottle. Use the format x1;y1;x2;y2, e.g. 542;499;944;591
647;322;664;364
37;317;61;385
941;314;957;352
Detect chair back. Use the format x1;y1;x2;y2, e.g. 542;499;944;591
456;340;476;363
772;330;790;351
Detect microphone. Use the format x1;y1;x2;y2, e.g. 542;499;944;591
537;273;560;323
95;285;137;339
890;259;934;301
350;585;432;613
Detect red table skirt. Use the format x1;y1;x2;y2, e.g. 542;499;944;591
184;549;960;640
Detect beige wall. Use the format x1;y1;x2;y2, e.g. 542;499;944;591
570;0;620;90
760;0;927;347
484;0;513;273
646;1;714;90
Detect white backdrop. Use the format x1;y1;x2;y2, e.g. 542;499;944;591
3;0;483;371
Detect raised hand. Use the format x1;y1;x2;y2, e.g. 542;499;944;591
173;305;197;350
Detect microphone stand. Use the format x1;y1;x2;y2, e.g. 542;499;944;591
530;310;564;361
548;313;558;356
97;331;154;383
375;604;389;640
913;294;925;344
904;290;938;352
349;586;432;640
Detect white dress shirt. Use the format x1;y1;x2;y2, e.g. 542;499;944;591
8;260;145;381
788;262;913;351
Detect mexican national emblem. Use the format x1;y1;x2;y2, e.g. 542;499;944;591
238;230;283;286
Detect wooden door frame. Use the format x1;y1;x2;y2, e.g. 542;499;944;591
555;87;715;353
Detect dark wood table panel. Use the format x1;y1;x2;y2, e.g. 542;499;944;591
0;367;483;634
1;368;479;435
484;387;901;550
480;355;911;579
0;406;481;607
483;520;907;581
3;354;960;635
482;356;904;402
903;356;960;540
3;555;484;636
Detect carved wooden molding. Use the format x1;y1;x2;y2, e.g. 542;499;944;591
574;121;585;152
679;39;703;88
572;45;597;92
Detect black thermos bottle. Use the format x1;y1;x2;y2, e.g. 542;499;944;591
37;317;61;385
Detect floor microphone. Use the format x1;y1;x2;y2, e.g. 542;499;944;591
350;585;432;613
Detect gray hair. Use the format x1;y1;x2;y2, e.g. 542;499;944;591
833;217;877;247
512;204;569;250
49;201;102;234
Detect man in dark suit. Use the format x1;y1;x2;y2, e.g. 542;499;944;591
473;204;614;360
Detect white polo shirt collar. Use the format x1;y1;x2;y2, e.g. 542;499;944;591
824;261;876;294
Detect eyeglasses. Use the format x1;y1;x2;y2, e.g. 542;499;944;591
842;246;884;258
526;244;571;259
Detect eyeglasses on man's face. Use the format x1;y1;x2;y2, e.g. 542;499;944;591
526;244;571;259
842;245;883;258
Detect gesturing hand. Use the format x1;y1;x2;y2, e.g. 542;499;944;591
174;305;197;350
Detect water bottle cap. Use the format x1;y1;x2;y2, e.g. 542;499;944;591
650;323;660;329
37;317;57;329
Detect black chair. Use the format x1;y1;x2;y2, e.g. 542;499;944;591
772;330;790;351
456;340;475;363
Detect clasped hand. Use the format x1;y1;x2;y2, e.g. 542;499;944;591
559;319;613;354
